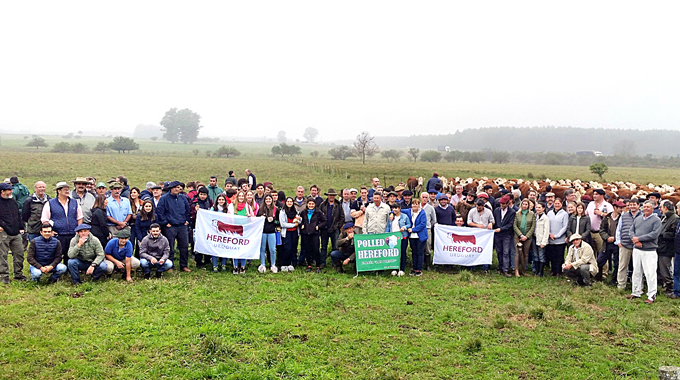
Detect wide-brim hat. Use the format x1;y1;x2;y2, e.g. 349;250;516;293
324;188;338;196
73;177;89;184
569;233;582;242
395;185;406;192
54;181;70;191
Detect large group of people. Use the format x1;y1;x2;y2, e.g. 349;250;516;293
1;171;679;304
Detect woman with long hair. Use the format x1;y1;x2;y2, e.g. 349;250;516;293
279;197;301;272
513;198;536;277
299;197;326;273
245;190;259;216
212;194;228;212
134;200;155;240
567;201;591;245
128;187;144;254
90;194;110;249
257;194;279;273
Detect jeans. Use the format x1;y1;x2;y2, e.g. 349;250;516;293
211;256;227;267
281;230;298;267
29;263;67;281
163;225;189;269
673;253;680;297
331;250;352;267
494;233;512;273
597;242;619;280
260;233;277;267
320;229;339;267
140;258;173;274
67;258;107;284
0;231;25;280
233;258;246;268
535;245;546;263
409;238;424;271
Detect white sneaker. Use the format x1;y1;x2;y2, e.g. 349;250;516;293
397;271;405;277
391;270;397;276
288;265;295;272
271;266;278;274
281;266;289;272
258;265;266;273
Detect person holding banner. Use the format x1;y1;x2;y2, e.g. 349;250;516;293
513;198;535;277
493;195;516;277
300;197;326;273
407;201;429;276
279;197;301;272
387;203;411;276
331;222;356;273
257;194;279;273
229;190;256;274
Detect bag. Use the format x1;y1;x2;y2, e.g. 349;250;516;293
275;231;282;245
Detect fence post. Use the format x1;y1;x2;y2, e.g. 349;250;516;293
660;366;680;380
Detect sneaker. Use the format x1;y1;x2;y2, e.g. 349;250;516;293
271;266;278;274
288;265;295;272
315;267;321;273
281;266;289;272
306;266;312;273
414;271;422;277
239;267;246;274
258;265;266;274
213;266;218;273
232;268;239;275
409;270;416;276
391;270;397;276
397;271;405;277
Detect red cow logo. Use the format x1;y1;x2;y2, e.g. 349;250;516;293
212;220;244;236
450;233;476;245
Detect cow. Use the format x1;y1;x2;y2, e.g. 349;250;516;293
212;220;244;236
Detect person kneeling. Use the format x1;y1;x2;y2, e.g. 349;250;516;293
104;229;140;282
67;224;107;285
563;234;598;286
139;223;172;279
27;223;68;283
330;222;356;273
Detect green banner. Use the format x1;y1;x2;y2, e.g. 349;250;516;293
354;232;402;272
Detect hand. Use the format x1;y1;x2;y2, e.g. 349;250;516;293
618;244;623;248
167;224;172;228
494;228;500;233
607;237;615;243
116;224;125;230
19;230;24;234
400;227;405;232
159;259;164;265
635;241;642;248
540;244;545;248
315;226;318;231
40;266;51;273
150;257;158;265
347;232;354;239
343;258;350;266
125;276;133;282
0;227;3;232
549;233;555;240
520;236;527;241
116;261;124;269
631;236;640;244
407;228;412;233
563;263;572;270
487;224;493;230
268;217;273;222
389;214;394;221
86;266;94;275
77;236;87;247
184;222;189;225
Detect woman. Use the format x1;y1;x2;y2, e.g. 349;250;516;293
533;201;550;277
90;194;110;249
134;200;155;242
275;191;286;209
229;191;255;274
567;201;591;245
407;201;428;276
245;190;259;216
257;194;279;273
566;201;576;217
546;197;569;276
299;197;326;273
279;197;301;272
513;198;536;277
387;203;411;277
212;194;228;213
128;187;144;254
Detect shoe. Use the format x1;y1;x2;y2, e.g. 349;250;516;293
625;294;641;299
483;270;490;275
182;267;192;273
271;266;278;274
391;270;397;276
287;265;295;272
409;270;416;276
315;267;321;273
239;267;245;274
232;268;239;275
144;273;151;279
14;276;27;282
644;296;656;304
667;293;680;299
398;271;405;277
414;271;422;277
502;272;512;278
281;266;289;272
72;281;81;286
155;271;162;278
213;266;218;273
336;266;344;273
166;269;174;273
121;272;127;280
48;278;58;284
1;278;9;285
306;266;312;273
258;265;266;273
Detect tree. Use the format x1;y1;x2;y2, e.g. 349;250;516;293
589;162;608;180
72;143;89;153
150;136;158;141
160;108;202;144
94;142;109;153
303;127;319;143
407;148;420;162
444;150;463;162
328;145;354;160
63;133;73;139
109;136;139;153
491;151;510;164
421;150;442;163
310;150;319;157
467;152;485;163
380;149;402;162
277;130;287;143
214;146;241;158
26;136;48;150
271;143;302;158
353;132;379;164
52;142;72;153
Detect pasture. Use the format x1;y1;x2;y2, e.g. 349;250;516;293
1;143;680;379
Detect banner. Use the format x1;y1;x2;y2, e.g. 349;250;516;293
194;209;264;259
354;232;402;272
433;225;494;266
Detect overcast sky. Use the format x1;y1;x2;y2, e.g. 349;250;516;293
1;1;678;140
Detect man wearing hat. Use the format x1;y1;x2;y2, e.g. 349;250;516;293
330;222;356;273
394;185;406;203
155;180;192;272
10;176;30;214
426;173;442;194
434;193;456;226
41;181;84;264
455;191;475;226
0;182;27;284
72;177;96;224
585;189;613;259
400;189;414;211
67;224;107;285
563;234;598;286
95;182;108;197
493;195;516;277
544;192;556;212
106;182;132;237
104;229;139;282
477;192;492;211
647;192;662;217
319;188;345;268
597;200;624;284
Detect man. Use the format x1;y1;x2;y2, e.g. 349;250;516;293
139;223;173;279
420;192;437;269
341;189;360;226
671;214;680;299
104;229;140;282
597;200;623;284
428;189;439;208
309;185;323;207
0;182;27;284
117;176;131;198
225;171;238;188
41;181;84;264
483;185;497;210
564;189;577;205
86;177;97;196
394;185;406;203
330;222;356;273
385;191;399;208
140;182;155;201
467;199;495;230
254;184;265;206
563;234;598;286
647;192;662;216
207;176;221;203
456;191;476;226
319;189;344;268
67;224;107;285
586;188;613;257
245;169;256;190
155;180;192;272
451;184;464;206
190;187;212;268
434;193;456;226
544;192;556;212
367;178;380;199
10;176;30;214
477;193;493;211
294;186;307;214
656;200;677;295
626;201;662;303
493;195;516;277
615;198;640;290
151;184;163;207
349;188;358;202
27;223;67;283
364;192;390;234
426;173;442;193
106;182;132;237
95;182;108;197
400;190;414;210
22;181;50;241
71;177;96;224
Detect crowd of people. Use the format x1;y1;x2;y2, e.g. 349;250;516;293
1;171;678;304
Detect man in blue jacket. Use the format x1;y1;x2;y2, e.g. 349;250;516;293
155;180;192;272
493;195;516;277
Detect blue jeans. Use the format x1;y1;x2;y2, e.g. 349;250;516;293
673;253;680;297
260;233;277;267
211;256;227;267
29;263;67;282
409;238;424;271
320;229;339;267
233;259;246;268
67;258;107;284
28;233;40;242
140;258;173;274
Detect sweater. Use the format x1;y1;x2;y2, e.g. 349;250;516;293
657;211;678;257
22;193;50;234
0;196;23;236
139;233;171;261
630;213;662;251
435;205;456;226
617;210;640;249
547;208;569;245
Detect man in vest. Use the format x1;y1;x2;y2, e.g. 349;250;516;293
0;182;27;284
22;181;50;241
27;223;67;283
67;224;107;285
615;198;640;290
41;181;84;264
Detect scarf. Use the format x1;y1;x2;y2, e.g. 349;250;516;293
236;202;247;212
520;209;528;234
284;197;297;219
306;209;314;222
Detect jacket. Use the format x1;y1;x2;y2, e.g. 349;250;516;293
139;233;171;261
319;198;345;233
206;185;221;203
565;241;599;276
156;192;191;226
513;209;536;239
657;211;678;257
12;182;30;213
260;207;280;234
364;202;391;234
279;210;299;239
455;201;474;226
337;230;356;261
299;208;326;235
493;206;516;237
534;212;550;247
27;236;62;268
134;214;155;240
67;234;105;265
89;208;109;245
48;197;80;236
599;212;620;243
0;196;23;236
410;209;429;242
22;193;50;234
386;212;411;238
567;215;591;242
547;208;569;245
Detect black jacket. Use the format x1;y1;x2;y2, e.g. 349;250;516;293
0;196;22;236
319;198;345;233
492;207;516;237
299;208;326;235
90;207;109;247
658;211;678;257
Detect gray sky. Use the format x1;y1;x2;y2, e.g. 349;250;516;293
1;1;678;140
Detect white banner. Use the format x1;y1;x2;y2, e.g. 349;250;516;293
194;209;264;259
433;225;494;266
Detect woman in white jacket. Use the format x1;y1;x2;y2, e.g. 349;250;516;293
533;201;551;277
278;197;301;272
546;198;569;276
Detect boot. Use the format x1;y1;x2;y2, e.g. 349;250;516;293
537;262;544;277
424;254;431;270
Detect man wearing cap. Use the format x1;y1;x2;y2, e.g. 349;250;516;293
139;223;172;278
615;198;640;289
104;229;139;282
627;200;662;303
72;177;96;224
647;192;662;216
22;181;50;241
155;180;192;272
455;191;476;226
10;176;30;214
95;182;108;197
41;181;84;264
0;182;27;284
67;224;107;285
563;234;598;286
597;200;623;284
482;185;497;210
151;184;163;207
477;192;493;211
434;193;456;226
493;195;517;277
426;173;442;193
330;222;356;273
319;188;344;268
106;182;132;237
544;192;556;212
586;189;613;259
27;223;67;283
400;190;414;211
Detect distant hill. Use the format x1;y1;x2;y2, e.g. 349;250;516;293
132;124;163;139
367;127;679;156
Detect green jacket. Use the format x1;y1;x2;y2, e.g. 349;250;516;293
513;209;536;239
68;234;105;265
